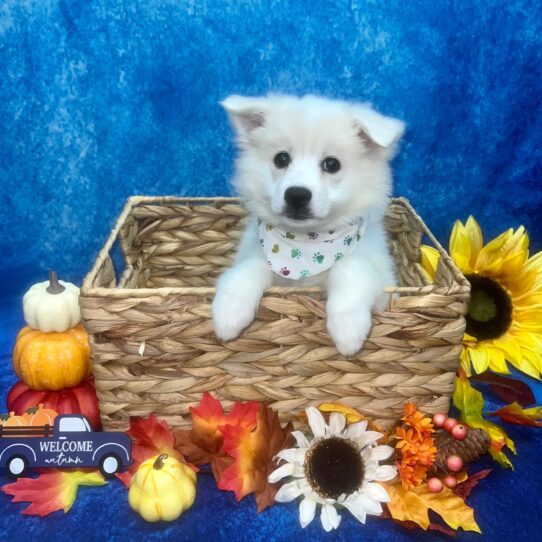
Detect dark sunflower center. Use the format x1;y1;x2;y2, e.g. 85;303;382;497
304;437;364;499
465;274;513;340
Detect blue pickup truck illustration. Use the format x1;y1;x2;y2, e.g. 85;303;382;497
0;414;132;478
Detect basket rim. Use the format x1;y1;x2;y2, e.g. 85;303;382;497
81;195;470;298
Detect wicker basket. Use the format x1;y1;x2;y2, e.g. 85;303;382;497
80;196;470;431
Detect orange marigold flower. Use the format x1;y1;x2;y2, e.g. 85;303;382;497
397;459;428;490
402;402;434;435
394;427;417;452
402;402;418;418
393;403;437;489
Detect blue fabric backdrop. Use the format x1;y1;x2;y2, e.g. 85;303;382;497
1;1;542;540
1;0;542;296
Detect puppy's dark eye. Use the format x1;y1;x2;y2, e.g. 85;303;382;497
322;156;341;174
274;152;291;169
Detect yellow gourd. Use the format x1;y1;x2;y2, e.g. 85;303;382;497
129;453;197;522
13;325;91;390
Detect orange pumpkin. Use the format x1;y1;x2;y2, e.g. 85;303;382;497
13;325;91;391
23;404;58;426
2;412;26;427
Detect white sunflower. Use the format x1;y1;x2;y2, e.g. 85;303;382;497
268;407;397;532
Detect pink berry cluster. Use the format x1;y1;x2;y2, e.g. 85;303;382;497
426;412;468;493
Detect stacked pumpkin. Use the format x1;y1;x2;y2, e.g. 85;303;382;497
5;271;101;429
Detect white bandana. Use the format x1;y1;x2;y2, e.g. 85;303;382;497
258;218;366;280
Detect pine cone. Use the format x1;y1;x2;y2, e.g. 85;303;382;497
428;427;491;476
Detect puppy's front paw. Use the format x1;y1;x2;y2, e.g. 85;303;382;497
212;289;259;342
327;309;372;357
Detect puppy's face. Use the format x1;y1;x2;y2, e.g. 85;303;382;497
223;95;404;231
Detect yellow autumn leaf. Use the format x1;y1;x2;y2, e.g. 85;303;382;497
318;403;368;424
384;481;481;533
453;373;516;469
317;403;384;432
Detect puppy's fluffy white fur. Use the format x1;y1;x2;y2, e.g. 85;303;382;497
212;94;404;356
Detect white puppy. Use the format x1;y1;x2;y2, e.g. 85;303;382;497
212;94;404;356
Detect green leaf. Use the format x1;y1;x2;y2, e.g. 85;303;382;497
453;374;516;469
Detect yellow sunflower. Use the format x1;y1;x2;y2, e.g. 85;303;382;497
421;217;542;378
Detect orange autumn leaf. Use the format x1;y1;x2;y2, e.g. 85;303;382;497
218;403;294;512
1;470;106;516
116;415;190;488
383;480;481;533
174;392;228;467
173;392;259;483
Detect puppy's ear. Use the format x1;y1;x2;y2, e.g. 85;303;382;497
352;104;405;152
221;95;268;143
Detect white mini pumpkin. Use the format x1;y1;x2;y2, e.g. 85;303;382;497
23;271;81;332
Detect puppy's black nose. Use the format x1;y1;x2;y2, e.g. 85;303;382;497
284;186;312;209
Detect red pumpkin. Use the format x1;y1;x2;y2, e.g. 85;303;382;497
6;377;101;430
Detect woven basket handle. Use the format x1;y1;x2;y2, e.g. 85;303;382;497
424;221;468;291
388;198;469;296
82;197;142;290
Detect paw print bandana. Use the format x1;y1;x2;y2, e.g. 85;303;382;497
258;218;366;280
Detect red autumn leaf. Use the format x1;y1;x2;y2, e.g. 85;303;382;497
489;403;542;427
381;506;457;537
1;470;105;517
382;507;457;538
470;373;535;407
173;392;259;483
116;415;191;488
422;518;458;537
218;403;294;512
453;469;493;500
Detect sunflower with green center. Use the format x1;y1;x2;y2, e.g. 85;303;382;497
421;217;542;378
